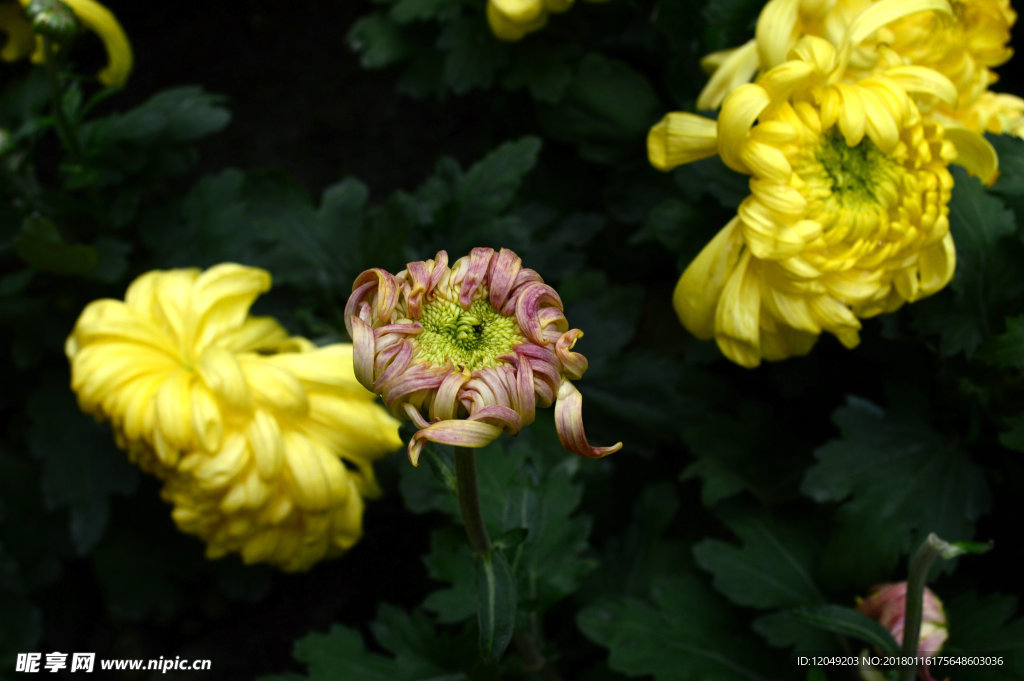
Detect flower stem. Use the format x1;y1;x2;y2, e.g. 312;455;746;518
454;446;491;554
898;533;947;681
452;447;562;680
41;36;83;162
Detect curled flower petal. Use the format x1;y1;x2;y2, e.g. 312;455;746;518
554;380;622;458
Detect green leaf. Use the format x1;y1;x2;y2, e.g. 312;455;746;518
28;379;139;554
348;14;412;69
439;16;508;94
912;169;1023;356
578;573;782;681
389;0;462;23
999;412;1024;452
475;548;517;661
790;605;901;657
13;216;97;276
693;508;824;610
454;136;541;230
976;315;1024;368
940;591;1024;680
753;610;839;655
801;397;991;586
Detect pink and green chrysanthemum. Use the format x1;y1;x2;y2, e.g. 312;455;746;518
345;247;623;465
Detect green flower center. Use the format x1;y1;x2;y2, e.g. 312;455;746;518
414;298;524;371
816;129;898;208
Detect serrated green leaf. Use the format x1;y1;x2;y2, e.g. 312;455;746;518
791;605;901;657
753;610;839;655
578;573;782;681
475;548;516;661
912;169;1024;356
389;0;461;23
693;509;823;610
29;380;139;554
439;16;507;94
455;136;541;229
801;397;991;586
347;14;412;69
976;315;1024;368
14;216;97;276
940;591;1024;680
999;412;1024;452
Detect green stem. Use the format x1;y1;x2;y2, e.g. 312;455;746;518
898;533;947;681
41;36;82;162
454;447;491;554
452;447;562;680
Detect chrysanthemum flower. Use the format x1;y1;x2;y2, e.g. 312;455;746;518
697;0;1024;157
345;247;622;464
487;0;606;41
649;36;962;367
857;582;949;655
1;0;132;87
858;581;948;680
66;264;402;571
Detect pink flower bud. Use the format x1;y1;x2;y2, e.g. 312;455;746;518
857;582;949;657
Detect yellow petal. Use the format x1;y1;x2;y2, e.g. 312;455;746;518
844;0;952;53
674;217;745;339
719;84;772;172
192;264;272;350
755;0;800;68
715;252;763;368
943;126;998;184
63;0;132;86
647;113;720;171
697;40;760;111
246;408;284;479
490;0;545;23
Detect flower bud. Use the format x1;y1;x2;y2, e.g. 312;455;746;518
857;582;949;656
24;0;79;43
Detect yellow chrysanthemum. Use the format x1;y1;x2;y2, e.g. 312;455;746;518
1;0;131;86
650;37;959;367
487;0;606;41
0;1;33;62
697;0;1024;157
66;265;402;571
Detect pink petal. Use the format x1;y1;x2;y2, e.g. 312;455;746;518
500;267;545;316
407;418;504;466
554;379;622;458
556;329;589;380
515;283;564;344
350;315;376;391
373;341;414;393
405;260;431;318
487;248;523;311
430;368;471;421
458;247;495;308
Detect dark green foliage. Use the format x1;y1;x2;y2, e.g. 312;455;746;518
3;1;1024;679
802;397;991;587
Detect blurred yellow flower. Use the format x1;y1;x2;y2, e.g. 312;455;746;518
487;0;606;41
66;265;402;571
697;0;1023;160
650;37;959;367
1;0;132;86
0;1;33;62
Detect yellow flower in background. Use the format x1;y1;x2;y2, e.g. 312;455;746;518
1;0;132;86
487;0;607;41
697;0;1024;151
66;265;402;571
0;1;33;62
650;36;961;367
